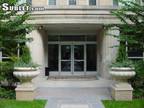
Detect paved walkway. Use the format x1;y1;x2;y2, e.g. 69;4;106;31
36;87;111;108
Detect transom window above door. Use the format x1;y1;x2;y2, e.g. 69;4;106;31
48;35;97;42
49;0;56;5
69;0;76;5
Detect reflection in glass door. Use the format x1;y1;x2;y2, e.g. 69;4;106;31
48;43;97;75
74;45;84;72
60;44;85;75
61;45;71;72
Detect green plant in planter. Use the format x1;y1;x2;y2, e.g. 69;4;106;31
111;43;134;68
14;60;39;68
14;46;39;68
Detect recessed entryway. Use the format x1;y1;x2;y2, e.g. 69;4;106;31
48;35;97;76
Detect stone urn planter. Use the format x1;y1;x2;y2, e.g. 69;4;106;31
110;67;136;100
110;67;136;82
13;67;40;101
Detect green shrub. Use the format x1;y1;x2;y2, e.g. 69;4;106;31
0;87;15;99
0;62;18;99
111;60;134;67
14;60;39;68
129;60;144;99
0;62;18;84
14;46;39;68
21;46;32;64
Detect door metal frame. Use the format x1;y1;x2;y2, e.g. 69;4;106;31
48;41;97;76
59;42;85;75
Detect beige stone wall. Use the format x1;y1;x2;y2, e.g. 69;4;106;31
78;0;87;5
99;0;113;6
32;0;47;6
26;29;48;76
59;0;67;6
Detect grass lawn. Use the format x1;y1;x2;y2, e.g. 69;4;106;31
0;99;47;108
103;99;144;108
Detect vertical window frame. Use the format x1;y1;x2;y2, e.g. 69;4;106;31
69;0;76;5
89;0;96;6
126;42;144;60
48;0;57;5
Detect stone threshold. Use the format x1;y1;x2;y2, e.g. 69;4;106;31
48;76;97;81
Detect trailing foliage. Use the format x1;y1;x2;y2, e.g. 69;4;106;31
129;60;144;99
111;42;134;67
14;46;39;68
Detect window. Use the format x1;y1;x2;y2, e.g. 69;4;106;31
48;35;97;42
86;44;97;71
27;0;32;4
127;43;144;60
18;0;32;4
89;0;96;5
18;0;26;4
49;0;56;5
69;0;76;5
48;44;59;71
113;0;118;6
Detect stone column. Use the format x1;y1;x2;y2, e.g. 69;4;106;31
97;27;119;78
26;29;47;77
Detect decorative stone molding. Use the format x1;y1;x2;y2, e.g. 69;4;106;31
26;7;122;25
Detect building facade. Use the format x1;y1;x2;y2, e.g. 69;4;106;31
25;0;121;79
1;0;144;79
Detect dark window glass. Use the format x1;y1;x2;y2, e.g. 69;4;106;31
61;45;71;60
48;44;58;71
128;44;143;57
69;0;76;5
48;36;59;41
49;0;56;5
61;61;71;71
86;44;97;71
27;0;32;4
113;0;118;6
86;35;96;41
60;36;85;41
74;61;84;71
74;45;84;60
89;0;96;5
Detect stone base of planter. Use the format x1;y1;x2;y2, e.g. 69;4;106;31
15;83;36;101
111;83;133;100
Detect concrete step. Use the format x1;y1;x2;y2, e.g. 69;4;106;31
36;87;111;100
34;78;114;88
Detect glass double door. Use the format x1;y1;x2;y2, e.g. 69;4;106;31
60;44;85;75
